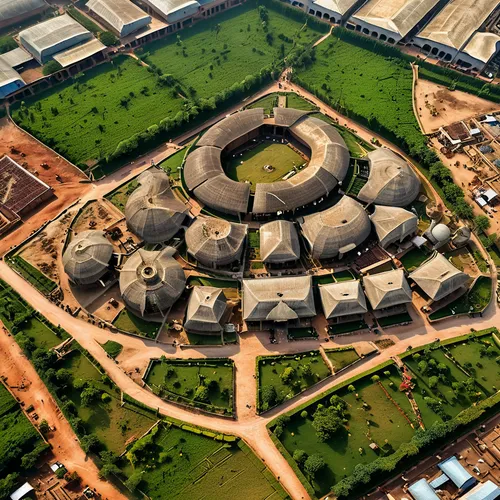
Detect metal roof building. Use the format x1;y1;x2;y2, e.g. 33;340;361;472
260;220;300;263
349;0;440;43
119;247;185;319
461;480;500;500
300;196;371;259
438;456;476;490
138;0;200;24
243;275;315;322
363;269;412;310
307;0;361;24
184;286;227;334
19;14;93;63
0;47;33;68
408;478;440;500
370;205;418;248
185;216;247;268
52;38;105;68
320;280;367;319
0;58;25;98
87;0;151;37
409;252;469;301
125;169;189;244
63;230;113;286
357;148;420;207
413;0;500;66
0;0;47;30
461;32;500;71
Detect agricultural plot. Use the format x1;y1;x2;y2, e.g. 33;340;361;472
142;1;323;100
325;348;359;372
12;56;185;166
226;141;305;191
257;351;330;412
120;424;286;500
58;349;155;454
145;358;234;414
275;364;415;496
112;308;160;338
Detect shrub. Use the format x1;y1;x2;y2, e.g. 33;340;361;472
99;31;118;46
43;61;62;76
304;454;325;476
293;449;308;465
81;434;101;454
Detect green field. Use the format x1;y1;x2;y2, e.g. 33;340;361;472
58;349;155;453
325;348;359;372
100;340;123;358
17;317;68;350
112;309;160;338
158;148;186;180
225;141;305;192
399;248;429;271
120;425;286;500
286;93;318;111
143;1;323;100
146;358;234;413
257;351;330;412
248;93;279;114
7;255;57;295
105;177;140;212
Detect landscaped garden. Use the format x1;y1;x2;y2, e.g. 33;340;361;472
257;351;331;412
225;141;305;191
112;308;161;338
105;177;140;213
100;340;123;359
118;422;287;500
145;358;234;415
324;347;359;372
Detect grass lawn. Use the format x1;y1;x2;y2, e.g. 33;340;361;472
7;255;57;295
146;359;233;412
105;178;139;212
329;320;367;335
225;141;305;192
143;1;323;100
59;349;155;453
100;340;123;358
187;276;239;289
13;55;186;166
429;276;492;320
288;327;318;339
17;317;68;350
158;148;186;180
325;348;359;372
278;365;415;495
313;274;335;285
399;248;429;271
286;93;318;111
333;270;356;282
186;332;222;345
112;309;160;338
247;93;278;114
258;351;330;412
377;312;412;328
120;425;286;500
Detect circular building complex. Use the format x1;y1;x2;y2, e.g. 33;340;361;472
300;196;371;260
119;247;185;320
125;169;189;244
63;230;113;286
185;216;247;268
357;149;420;207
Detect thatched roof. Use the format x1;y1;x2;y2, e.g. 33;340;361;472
409;252;470;301
363;269;412;310
320;280;367;319
243;275;315;321
273;107;309;127
119;247;185;318
370;205;418;248
63;230;113;286
357;149;420;207
301;196;371;259
185;216;247;267
184;286;227;333
125;169;189;244
260;220;300;263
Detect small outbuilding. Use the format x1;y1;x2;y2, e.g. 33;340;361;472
370;205;418;248
243;275;315;324
119;247;185;320
260;220;300;263
363;269;412;312
185;216;247;269
437;456;477;491
319;280;367;320
125;169;189;244
357;149;420;207
63;230;113;286
409;252;470;301
184;286;228;335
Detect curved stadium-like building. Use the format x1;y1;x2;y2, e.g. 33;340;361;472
119;247;185;320
63;230;113;286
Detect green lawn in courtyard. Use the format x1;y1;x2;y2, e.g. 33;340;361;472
17;317;68;350
399;248;429;271
377;312;412;328
258;351;330;412
186;332;223;345
100;340;123;358
112;309;160;338
334;270;356;282
105;178;139;213
313;274;335;285
158;148;186;180
225;141;305;192
247;93;278;114
329;320;367;335
324;348;359;372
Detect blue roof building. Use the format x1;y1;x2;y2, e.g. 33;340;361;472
438;456;477;491
408;478;440;500
461;480;500;500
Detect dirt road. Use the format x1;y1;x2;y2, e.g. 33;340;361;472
0;327;127;500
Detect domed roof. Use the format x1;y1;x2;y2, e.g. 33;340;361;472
432;223;451;242
119;247;185;319
357;149;420;207
63;230;113;286
185;216;247;267
300;196;371;259
125;169;189;244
